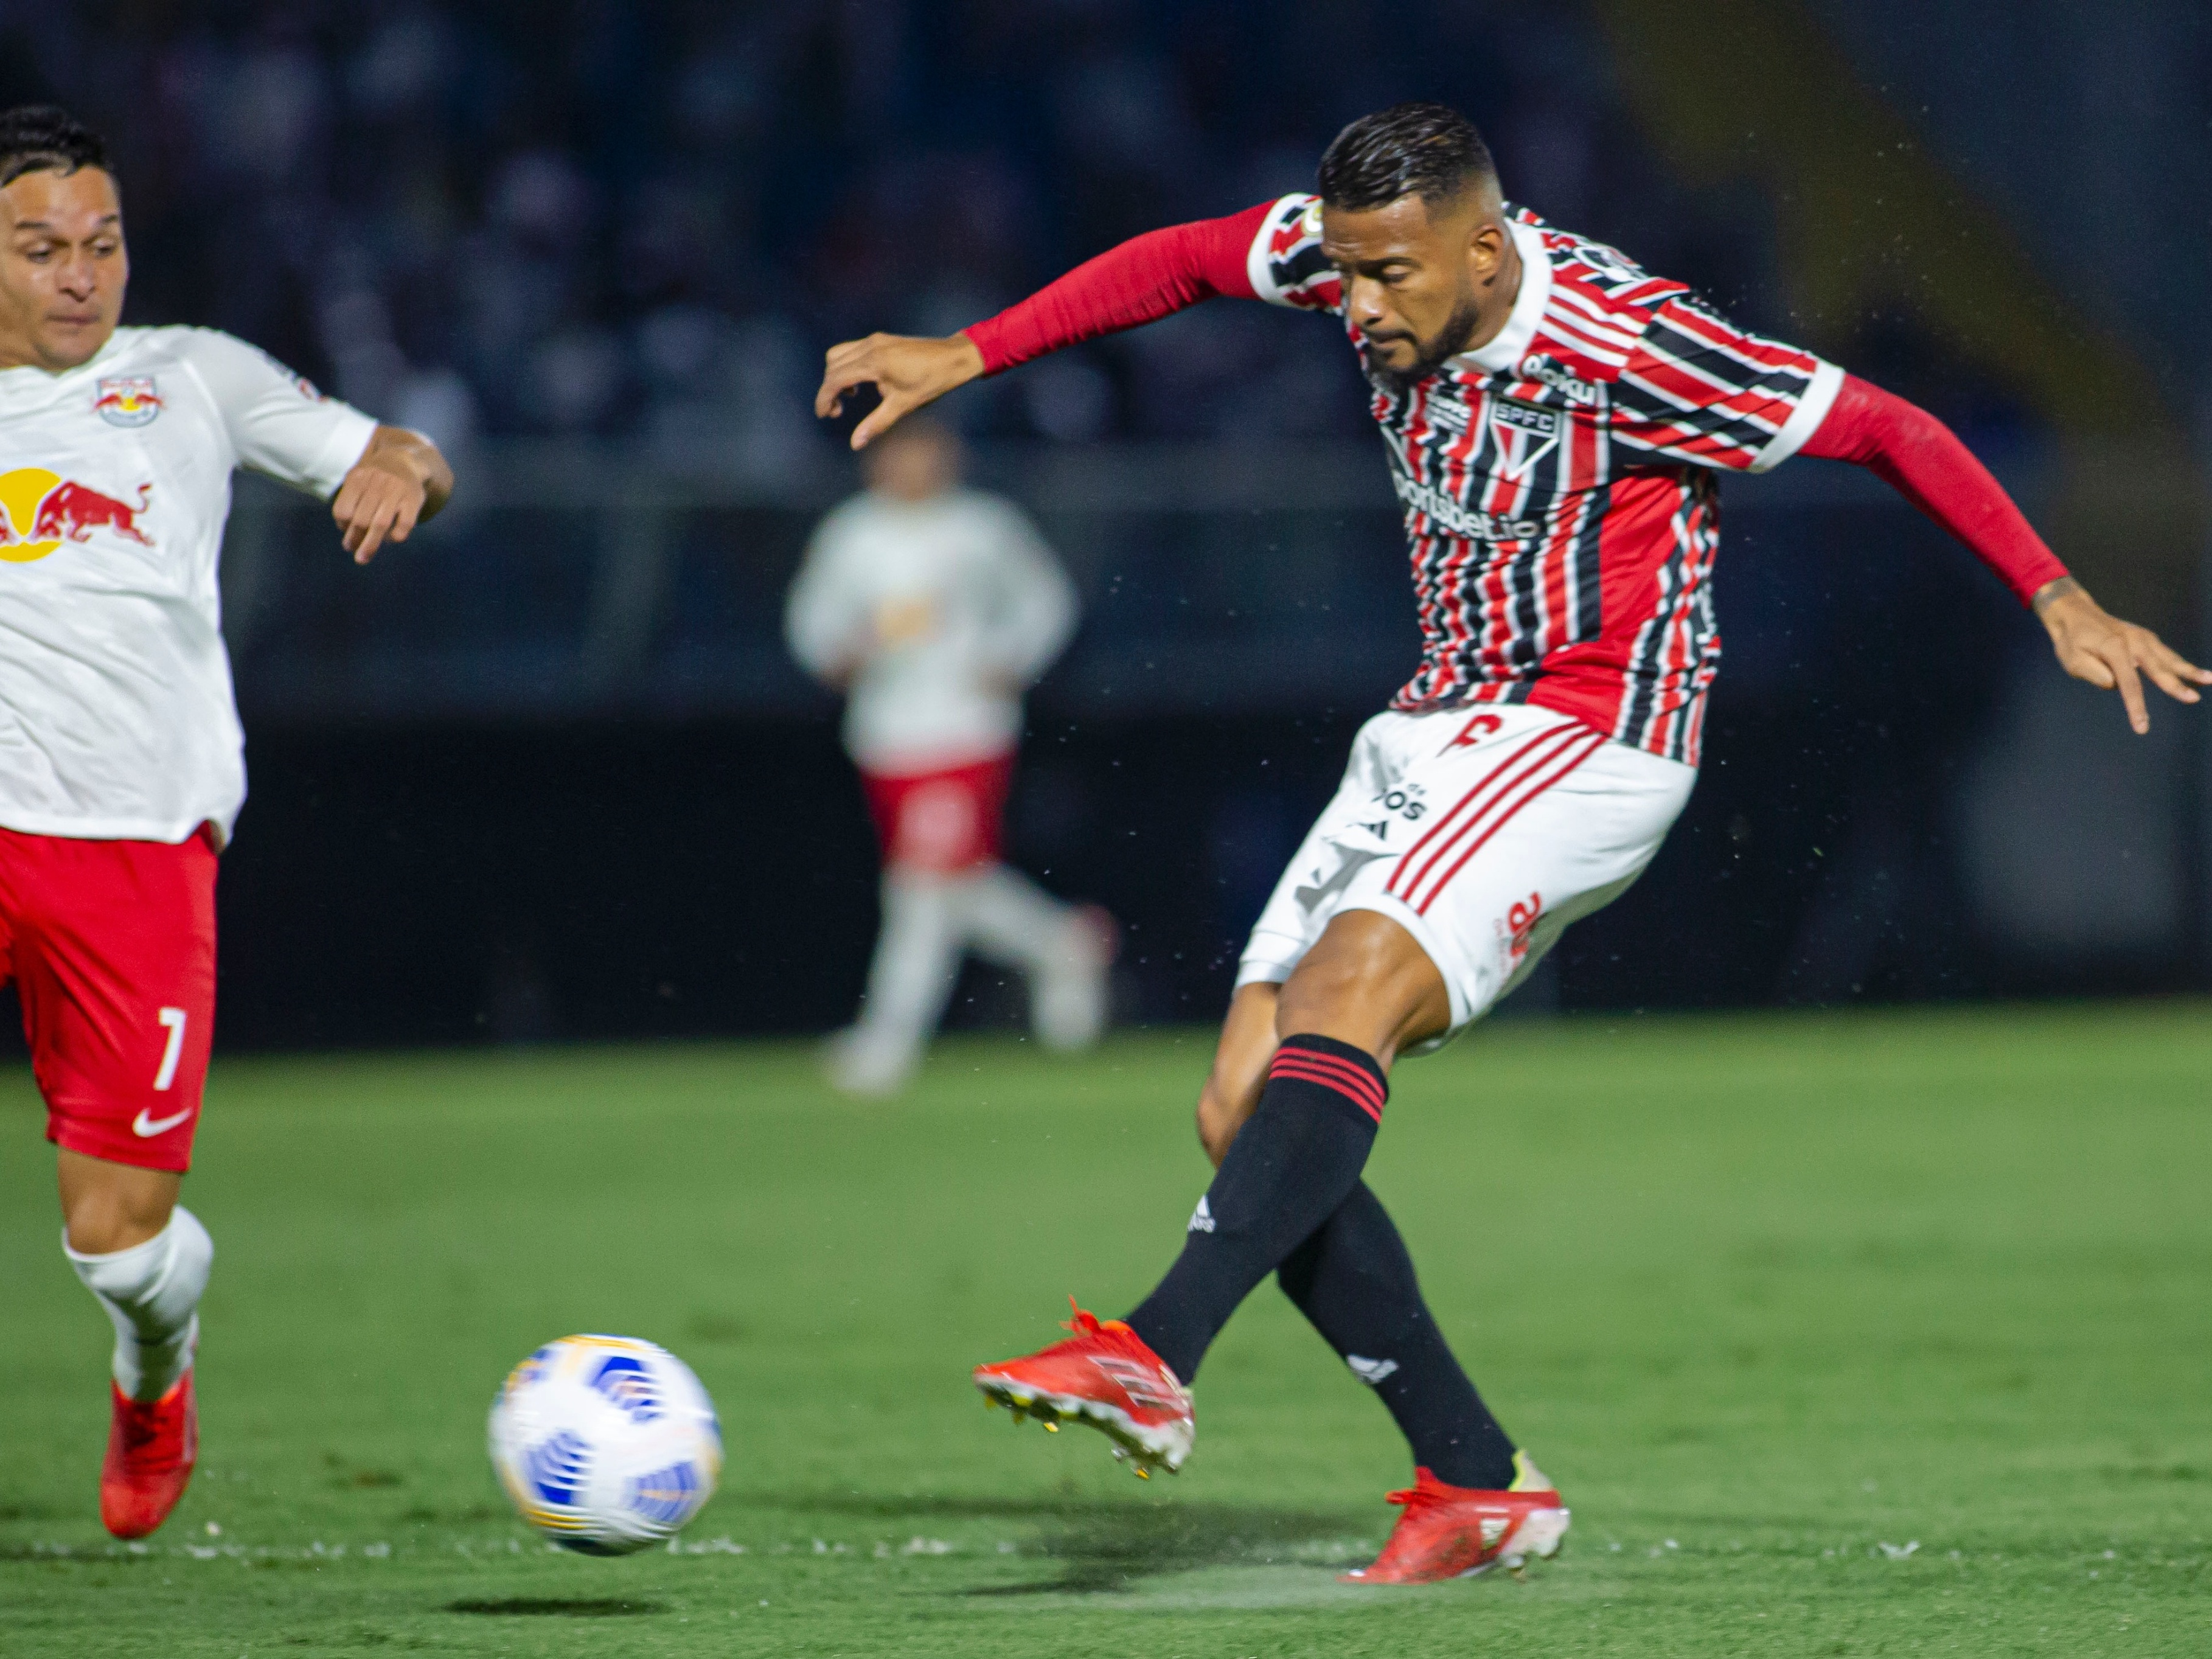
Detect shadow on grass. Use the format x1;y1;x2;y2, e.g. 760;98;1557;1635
787;1491;1367;1595
447;1598;663;1617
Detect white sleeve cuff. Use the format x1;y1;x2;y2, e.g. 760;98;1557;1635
305;408;381;499
1245;193;1316;304
1748;358;1844;473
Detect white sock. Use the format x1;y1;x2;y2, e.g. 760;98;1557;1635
66;1206;212;1402
964;866;1108;1049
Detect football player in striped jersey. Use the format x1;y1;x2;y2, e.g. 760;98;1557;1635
818;102;2204;1584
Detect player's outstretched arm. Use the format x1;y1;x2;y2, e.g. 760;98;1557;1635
1798;375;2208;732
815;203;1276;450
332;425;453;564
2031;576;2208;735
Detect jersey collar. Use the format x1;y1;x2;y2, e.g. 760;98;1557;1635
1450;218;1551;378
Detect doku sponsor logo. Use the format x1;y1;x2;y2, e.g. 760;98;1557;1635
1516;353;1599;405
92;375;162;427
0;469;154;562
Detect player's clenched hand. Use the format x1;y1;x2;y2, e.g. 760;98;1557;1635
816;333;986;450
332;425;454;565
2035;577;2211;734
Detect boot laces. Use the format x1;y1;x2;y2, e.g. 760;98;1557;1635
1383;1473;1476;1517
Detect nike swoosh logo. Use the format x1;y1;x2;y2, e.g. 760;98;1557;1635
132;1105;195;1138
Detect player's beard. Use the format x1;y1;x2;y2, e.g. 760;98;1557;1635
1369;293;1487;395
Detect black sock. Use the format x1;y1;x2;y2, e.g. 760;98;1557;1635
1278;1180;1519;1489
1125;1035;1386;1383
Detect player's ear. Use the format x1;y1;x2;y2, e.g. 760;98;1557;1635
1465;213;1504;279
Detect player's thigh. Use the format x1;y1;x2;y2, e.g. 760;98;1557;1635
19;830;218;1175
1274;907;1453;1063
1343;739;1692;1037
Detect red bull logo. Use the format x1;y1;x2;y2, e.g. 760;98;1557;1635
93;376;163;428
0;470;155;562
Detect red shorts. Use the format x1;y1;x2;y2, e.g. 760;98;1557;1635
860;753;1015;874
0;824;218;1174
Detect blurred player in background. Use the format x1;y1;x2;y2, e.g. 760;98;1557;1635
0;108;451;1537
821;103;2206;1581
787;417;1113;1096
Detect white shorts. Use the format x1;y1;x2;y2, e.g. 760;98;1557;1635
1237;706;1696;1046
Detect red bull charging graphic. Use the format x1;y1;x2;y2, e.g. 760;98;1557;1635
0;470;155;562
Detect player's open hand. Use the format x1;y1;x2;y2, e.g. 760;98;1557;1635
332;425;454;565
2035;577;2211;734
816;333;986;450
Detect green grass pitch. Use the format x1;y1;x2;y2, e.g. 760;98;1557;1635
3;1004;2208;1656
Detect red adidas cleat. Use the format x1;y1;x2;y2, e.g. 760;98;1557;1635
100;1372;198;1539
973;1301;1194;1476
1343;1455;1570;1585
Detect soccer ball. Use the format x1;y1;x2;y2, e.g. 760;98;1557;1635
488;1334;722;1556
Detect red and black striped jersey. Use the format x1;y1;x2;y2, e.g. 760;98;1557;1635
1248;193;1843;765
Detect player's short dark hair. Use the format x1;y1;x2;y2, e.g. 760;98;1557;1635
1318;102;1495;212
0;105;115;190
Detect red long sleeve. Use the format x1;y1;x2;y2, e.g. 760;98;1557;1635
962;203;1273;375
1800;374;2067;606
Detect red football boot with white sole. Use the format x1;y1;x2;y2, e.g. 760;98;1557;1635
1343;1453;1569;1585
100;1372;198;1539
973;1302;1193;1476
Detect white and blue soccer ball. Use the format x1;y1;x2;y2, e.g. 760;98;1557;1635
489;1334;722;1556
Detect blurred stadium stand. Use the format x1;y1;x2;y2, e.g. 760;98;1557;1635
0;1;2204;1045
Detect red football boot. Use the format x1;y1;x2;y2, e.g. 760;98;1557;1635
1343;1454;1570;1585
100;1372;198;1539
973;1301;1194;1476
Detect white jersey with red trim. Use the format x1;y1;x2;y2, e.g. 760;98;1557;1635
1248;194;1842;763
786;486;1077;773
0;327;378;843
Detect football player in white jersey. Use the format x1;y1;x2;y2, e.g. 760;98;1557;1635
787;418;1113;1094
0;106;452;1538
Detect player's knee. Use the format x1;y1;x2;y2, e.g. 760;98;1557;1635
65;1200;176;1256
1276;912;1445;1057
60;1159;181;1256
1280;917;1405;1013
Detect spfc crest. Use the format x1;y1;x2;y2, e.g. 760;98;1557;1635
93;377;162;428
1488;397;1560;481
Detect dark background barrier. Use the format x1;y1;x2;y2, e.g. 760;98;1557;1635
196;447;2202;1049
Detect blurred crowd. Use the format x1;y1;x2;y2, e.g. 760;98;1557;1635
4;0;1970;462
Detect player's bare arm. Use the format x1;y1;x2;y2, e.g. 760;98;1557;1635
815;332;986;450
332;424;454;563
2031;576;2207;734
